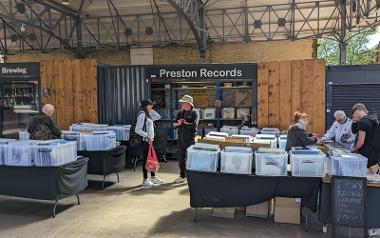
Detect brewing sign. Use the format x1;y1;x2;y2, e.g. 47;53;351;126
0;63;40;79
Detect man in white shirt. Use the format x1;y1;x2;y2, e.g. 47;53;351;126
322;110;356;149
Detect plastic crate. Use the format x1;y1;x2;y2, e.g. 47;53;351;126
84;131;117;151
255;151;288;176
204;108;216;119
328;153;368;177
70;123;109;132
261;128;281;137
222;108;235;119
239;127;259;137
207;131;229;138
278;135;287;150
254;135;278;149
34;140;77;167
4;140;41;167
62;131;86;151
0;139;18;165
221;126;239;136
186;145;220;172
108;125;131;141
19;131;30;140
224;146;252;153
221;150;253;174
290;152;326;177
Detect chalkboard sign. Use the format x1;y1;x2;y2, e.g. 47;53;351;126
331;176;367;238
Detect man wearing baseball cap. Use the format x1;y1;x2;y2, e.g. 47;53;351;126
173;95;199;183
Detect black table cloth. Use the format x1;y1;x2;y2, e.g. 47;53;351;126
187;170;322;231
319;182;380;228
187;170;322;211
0;157;89;217
78;145;126;189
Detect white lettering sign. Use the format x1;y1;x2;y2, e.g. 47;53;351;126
156;68;243;79
1;67;27;75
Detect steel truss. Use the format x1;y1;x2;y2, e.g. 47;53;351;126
0;0;379;63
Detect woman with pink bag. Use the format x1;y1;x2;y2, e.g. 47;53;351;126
135;99;163;188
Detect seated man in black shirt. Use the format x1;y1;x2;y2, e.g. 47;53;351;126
351;104;380;174
28;104;62;140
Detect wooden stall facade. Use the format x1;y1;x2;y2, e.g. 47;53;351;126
258;59;325;134
40;59;98;130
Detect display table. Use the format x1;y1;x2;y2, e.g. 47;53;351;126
319;178;380;229
0;157;89;217
187;170;322;231
78;145;126;189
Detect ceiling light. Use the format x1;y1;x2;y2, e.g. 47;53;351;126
20;23;26;33
61;0;70;6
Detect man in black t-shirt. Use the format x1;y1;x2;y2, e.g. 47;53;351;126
351;104;380;173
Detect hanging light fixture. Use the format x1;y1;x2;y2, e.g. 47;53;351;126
61;0;70;6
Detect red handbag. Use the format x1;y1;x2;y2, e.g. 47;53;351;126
145;144;160;172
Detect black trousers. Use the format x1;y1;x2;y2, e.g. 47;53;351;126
177;142;193;178
141;142;156;179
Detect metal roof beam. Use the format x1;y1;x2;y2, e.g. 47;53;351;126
166;0;207;62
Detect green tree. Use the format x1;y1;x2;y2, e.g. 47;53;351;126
317;30;377;65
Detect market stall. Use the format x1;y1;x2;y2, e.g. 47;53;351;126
0;157;89;218
146;63;257;156
78;146;127;190
187;170;321;231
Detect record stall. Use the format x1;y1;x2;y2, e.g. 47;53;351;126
146;63;257;157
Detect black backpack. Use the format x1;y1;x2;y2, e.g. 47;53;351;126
366;116;380;151
129;112;147;147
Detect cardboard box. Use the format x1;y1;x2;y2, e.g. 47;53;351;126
212;208;236;219
248;141;271;150
225;137;247;144
246;200;272;218
274;197;301;225
221;141;245;149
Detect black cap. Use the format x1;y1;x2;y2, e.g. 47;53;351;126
140;99;154;108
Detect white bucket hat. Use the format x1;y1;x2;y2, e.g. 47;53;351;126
178;95;194;107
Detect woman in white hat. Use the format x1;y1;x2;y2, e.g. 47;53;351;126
173;95;199;183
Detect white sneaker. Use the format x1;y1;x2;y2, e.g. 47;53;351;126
142;179;154;188
174;177;186;184
150;176;164;185
369;228;380;236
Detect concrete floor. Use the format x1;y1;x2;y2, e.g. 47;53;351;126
0;161;374;238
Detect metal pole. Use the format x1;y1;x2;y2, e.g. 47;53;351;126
339;0;347;65
76;16;83;58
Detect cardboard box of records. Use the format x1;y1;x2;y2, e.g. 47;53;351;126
246;199;273;218
274;197;301;225
212;207;236;219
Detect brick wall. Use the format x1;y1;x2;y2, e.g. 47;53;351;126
5;39;315;64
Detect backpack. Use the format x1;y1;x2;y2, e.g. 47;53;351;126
31;124;59;140
129;112;147;147
365;116;380;151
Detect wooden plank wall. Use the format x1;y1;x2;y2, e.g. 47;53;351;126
258;59;326;133
40;59;98;130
